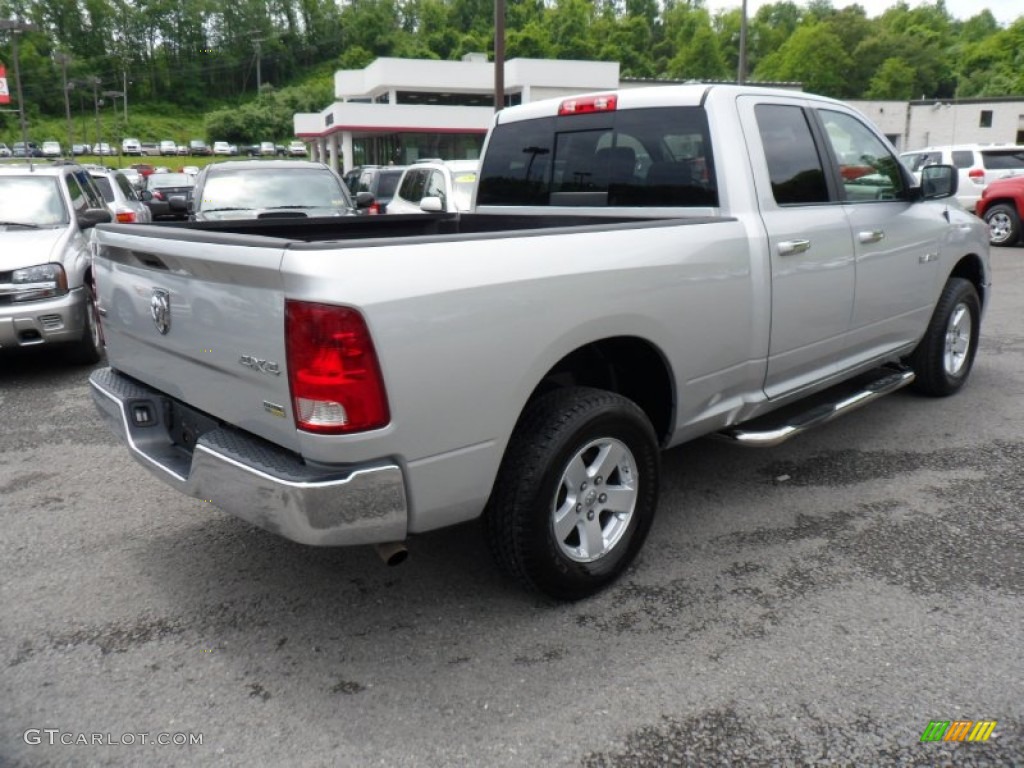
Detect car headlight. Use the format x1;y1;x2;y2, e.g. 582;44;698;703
5;263;69;302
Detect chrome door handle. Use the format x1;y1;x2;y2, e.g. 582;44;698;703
858;230;885;244
777;239;811;256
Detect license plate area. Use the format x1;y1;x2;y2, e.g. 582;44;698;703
165;399;221;454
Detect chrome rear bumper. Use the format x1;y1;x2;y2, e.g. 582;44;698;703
89;367;408;546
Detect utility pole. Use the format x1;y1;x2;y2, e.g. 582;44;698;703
737;0;748;84
494;0;505;112
122;69;128;127
0;19;39;169
56;52;73;154
103;90;124;165
89;76;102;152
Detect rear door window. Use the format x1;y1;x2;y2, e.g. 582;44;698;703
754;104;830;205
950;150;974;169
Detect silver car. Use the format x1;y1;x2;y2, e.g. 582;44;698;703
87;167;153;224
0;162;112;363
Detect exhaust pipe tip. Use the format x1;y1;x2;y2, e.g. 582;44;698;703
374;541;408;567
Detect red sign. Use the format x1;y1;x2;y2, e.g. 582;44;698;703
0;63;10;105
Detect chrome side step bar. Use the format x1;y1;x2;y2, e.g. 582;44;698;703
715;368;916;448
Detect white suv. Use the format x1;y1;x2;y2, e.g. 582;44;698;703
900;143;1024;212
387;160;479;214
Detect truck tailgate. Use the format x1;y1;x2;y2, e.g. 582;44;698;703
93;225;300;452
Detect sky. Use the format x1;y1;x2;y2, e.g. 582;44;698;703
704;0;1024;27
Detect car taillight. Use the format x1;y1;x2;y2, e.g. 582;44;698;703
285;301;389;434
559;94;618;116
368;203;381;215
116;210;136;223
153;190;164;200
969;169;985;185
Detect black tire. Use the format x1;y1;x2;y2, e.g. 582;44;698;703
983;203;1020;247
907;277;980;397
65;282;104;365
484;386;660;601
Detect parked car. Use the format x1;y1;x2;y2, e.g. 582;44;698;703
94;142;114;157
213;141;232;156
159;140;177;156
42;141;62;158
71;143;91;156
129;163;156;179
140;141;160;157
387;159;479;213
180;159;366;220
86;166;153;224
351;165;406;214
975;175;1024;246
287;141;307;157
189;140;211;156
0;143;11;157
122;138;142;156
12;141;43;157
0;161;112;364
900;143;1024;212
141;171;196;220
259;141;276;156
120;168;143;189
176;145;189;156
343;165;382;193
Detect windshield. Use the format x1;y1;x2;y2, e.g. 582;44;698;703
198;168;352;212
0;176;69;226
452;172;477;211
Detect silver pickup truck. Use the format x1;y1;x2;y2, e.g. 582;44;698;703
89;85;990;600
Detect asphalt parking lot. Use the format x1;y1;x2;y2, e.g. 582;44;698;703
2;250;1022;767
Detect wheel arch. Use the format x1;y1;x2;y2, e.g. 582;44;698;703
524;336;675;446
949;253;988;309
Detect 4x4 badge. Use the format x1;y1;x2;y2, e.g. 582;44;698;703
150;288;171;334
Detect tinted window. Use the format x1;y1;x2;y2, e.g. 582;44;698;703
981;149;1024;170
950;151;974;169
398;169;428;203
818;109;905;202
477;106;717;207
64;173;89;213
92;176;116;203
755;104;829;205
72;169;105;209
375;170;403;198
114;173;138;200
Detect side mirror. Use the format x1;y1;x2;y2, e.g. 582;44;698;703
919;164;958;200
139;190;154;202
78;208;113;229
354;191;375;209
420;196;443;213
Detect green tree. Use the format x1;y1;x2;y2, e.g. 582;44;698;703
753;23;852;96
865;57;916;99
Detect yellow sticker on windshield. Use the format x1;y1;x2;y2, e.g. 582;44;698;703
454;174;477;183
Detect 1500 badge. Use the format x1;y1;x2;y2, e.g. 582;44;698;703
239;355;281;375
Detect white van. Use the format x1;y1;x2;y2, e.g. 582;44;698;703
900;143;1024;212
122;138;142;156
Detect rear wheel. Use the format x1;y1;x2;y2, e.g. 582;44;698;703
983;203;1020;247
907;277;980;397
485;387;660;600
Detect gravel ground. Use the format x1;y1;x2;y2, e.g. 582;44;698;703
1;251;1021;767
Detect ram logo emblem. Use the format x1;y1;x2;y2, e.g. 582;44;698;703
150;288;171;334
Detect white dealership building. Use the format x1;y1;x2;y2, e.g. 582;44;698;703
296;54;1024;174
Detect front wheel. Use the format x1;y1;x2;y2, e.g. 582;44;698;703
485;387;660;600
65;282;104;365
907;277;980;397
983;203;1020;247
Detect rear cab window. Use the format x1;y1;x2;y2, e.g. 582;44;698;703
477;106;718;208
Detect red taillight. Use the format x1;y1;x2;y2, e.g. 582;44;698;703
559;94;618;116
969;169;984;178
153;190;164;200
285;301;389;434
368;203;381;215
116;210;136;223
